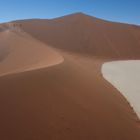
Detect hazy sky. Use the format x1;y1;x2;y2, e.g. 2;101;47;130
0;0;140;25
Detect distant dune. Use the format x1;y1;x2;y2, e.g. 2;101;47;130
0;13;140;140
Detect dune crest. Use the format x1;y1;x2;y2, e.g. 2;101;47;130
0;29;64;77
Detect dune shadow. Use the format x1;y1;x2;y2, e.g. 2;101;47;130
0;47;10;62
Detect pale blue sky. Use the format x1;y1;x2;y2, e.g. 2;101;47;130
0;0;140;25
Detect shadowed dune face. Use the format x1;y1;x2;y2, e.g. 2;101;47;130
0;13;140;140
0;46;10;62
0;32;10;62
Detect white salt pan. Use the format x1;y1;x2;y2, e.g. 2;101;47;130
102;60;140;118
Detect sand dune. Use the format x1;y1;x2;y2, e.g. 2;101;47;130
0;13;140;140
0;28;63;76
15;13;140;59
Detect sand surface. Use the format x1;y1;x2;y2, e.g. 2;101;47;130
102;60;140;118
0;13;140;140
0;29;63;76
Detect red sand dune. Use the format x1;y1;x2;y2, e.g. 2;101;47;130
0;26;63;76
0;13;140;140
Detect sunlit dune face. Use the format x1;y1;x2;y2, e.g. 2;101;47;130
0;30;63;76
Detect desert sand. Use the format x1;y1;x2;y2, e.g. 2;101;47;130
102;60;140;118
0;27;63;76
0;13;140;140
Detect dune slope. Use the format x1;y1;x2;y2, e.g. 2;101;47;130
0;27;63;76
0;13;140;140
16;13;140;59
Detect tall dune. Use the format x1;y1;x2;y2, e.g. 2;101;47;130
0;13;140;140
15;13;140;59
